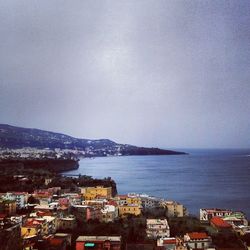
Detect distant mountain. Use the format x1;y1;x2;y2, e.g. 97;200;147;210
0;124;186;156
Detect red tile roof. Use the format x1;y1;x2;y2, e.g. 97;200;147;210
163;238;177;244
188;232;209;240
24;219;43;227
211;216;232;228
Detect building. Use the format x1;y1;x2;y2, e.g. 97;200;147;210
117;194;142;207
21;216;57;238
139;194;161;210
101;205;118;223
63;192;82;205
0;199;16;215
21;218;43;239
82;199;107;209
46;233;71;250
118;204;141;217
160;201;187;217
200;208;232;222
33;189;53;199
44;178;53;186
76;236;121;250
234;225;250;236
222;212;248;227
4;192;28;209
54;233;71;247
58;198;70;208
34;204;54;213
86;206;102;221
71;205;89;222
157;237;177;250
80;186;112;200
210;217;232;232
116;195;127;206
146;219;170;239
184;232;213;250
71;205;101;222
57;216;77;230
125;194;142;206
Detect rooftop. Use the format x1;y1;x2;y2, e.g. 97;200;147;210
201;208;232;213
187;232;210;240
76;236;121;242
147;219;168;225
211;217;232;228
162;238;177;244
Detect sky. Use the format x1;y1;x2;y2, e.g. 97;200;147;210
0;0;250;149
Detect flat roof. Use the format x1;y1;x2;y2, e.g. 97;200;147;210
147;219;168;224
76;236;121;242
201;208;232;212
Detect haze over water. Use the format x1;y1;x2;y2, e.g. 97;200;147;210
65;149;250;217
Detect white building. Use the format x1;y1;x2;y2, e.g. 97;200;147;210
184;232;213;250
139;194;161;209
222;212;248;227
146;219;170;239
200;208;232;221
100;205;118;223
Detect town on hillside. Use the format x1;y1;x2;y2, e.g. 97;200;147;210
0;171;249;250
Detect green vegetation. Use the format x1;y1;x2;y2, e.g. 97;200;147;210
168;216;205;236
0;166;117;195
212;232;246;249
61;217;147;249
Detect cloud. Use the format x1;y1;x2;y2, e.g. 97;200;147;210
0;0;250;148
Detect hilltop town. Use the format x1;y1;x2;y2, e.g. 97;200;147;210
0;168;249;250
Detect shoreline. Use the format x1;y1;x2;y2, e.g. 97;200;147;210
0;158;79;172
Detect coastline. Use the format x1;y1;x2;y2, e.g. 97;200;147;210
0;158;79;172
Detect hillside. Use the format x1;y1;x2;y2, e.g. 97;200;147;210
0;124;186;156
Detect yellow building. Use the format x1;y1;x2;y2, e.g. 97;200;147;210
160;201;187;217
118;204;141;217
21;220;42;238
126;196;141;206
80;186;112;200
117;194;142;207
21;217;57;238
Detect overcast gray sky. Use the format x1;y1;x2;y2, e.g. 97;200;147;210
0;0;249;148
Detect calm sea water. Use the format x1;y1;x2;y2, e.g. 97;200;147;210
64;149;250;217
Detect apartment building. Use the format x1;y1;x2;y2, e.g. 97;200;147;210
146;219;170;239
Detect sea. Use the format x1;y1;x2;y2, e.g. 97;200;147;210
63;149;250;217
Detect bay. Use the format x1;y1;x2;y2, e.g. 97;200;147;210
63;149;250;217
